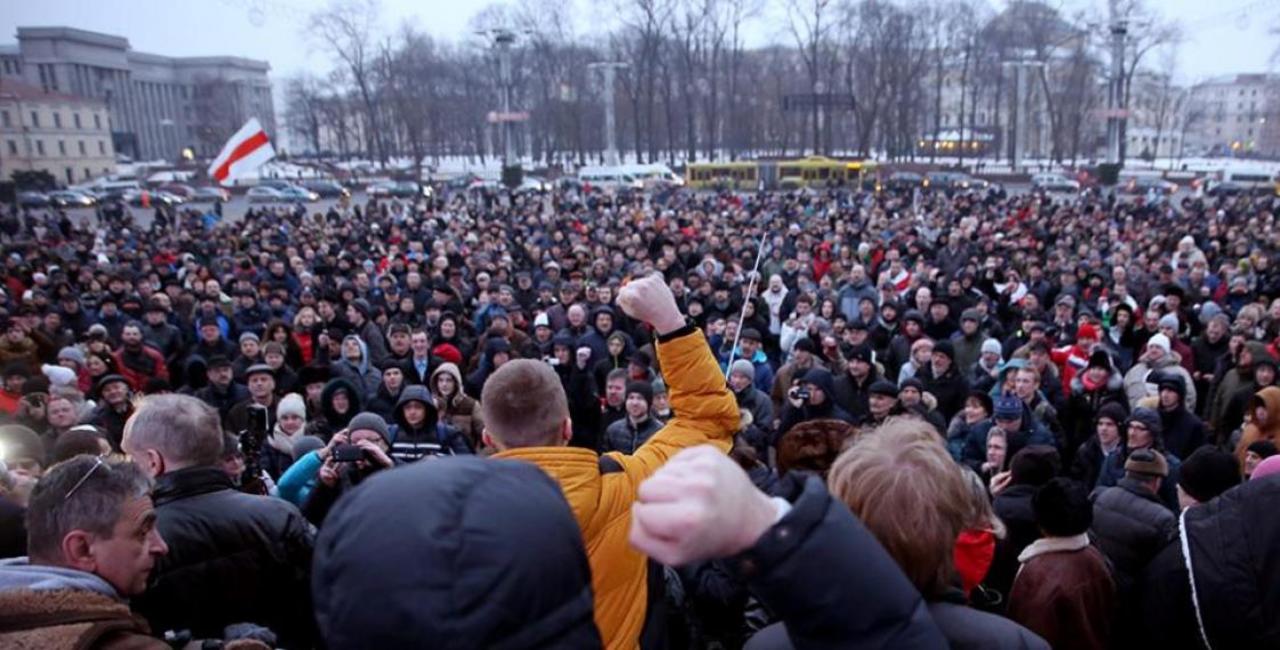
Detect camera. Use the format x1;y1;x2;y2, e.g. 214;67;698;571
332;444;369;463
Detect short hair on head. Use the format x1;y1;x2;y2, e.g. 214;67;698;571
606;368;628;386
827;419;970;597
1032;477;1092;537
51;429;109;464
122;394;223;468
26;455;152;562
480;360;569;448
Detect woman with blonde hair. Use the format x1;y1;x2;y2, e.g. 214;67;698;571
826;420;1047;649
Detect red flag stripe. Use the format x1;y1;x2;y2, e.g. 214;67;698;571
211;130;270;183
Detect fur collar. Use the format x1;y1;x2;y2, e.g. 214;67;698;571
1017;533;1090;563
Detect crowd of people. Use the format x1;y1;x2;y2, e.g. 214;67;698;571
0;177;1278;649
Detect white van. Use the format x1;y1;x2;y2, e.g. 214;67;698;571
626;163;685;188
577;166;644;191
1219;169;1278;194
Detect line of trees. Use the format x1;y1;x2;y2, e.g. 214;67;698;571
282;0;1180;168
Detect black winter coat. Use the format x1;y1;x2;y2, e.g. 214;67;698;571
733;475;945;649
1089;478;1177;591
918;363;969;421
987;484;1040;610
134;467;316;649
1158;407;1208;461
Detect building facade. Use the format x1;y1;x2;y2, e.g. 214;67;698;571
0;27;274;163
1185;73;1280;157
0;79;116;184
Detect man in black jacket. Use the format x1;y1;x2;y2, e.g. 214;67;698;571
121;393;316;648
192;356;248;427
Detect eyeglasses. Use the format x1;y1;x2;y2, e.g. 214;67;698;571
64;455;107;501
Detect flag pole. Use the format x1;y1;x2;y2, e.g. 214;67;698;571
725;233;770;377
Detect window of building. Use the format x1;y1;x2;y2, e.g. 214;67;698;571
30;111;39;127
98;141;105;155
74;113;81;129
84;168;90;180
5;141;15;155
53;112;61;128
78;140;86;155
35;140;44;156
65;168;73;183
0;111;8;128
94;113;101;129
58;140;66;155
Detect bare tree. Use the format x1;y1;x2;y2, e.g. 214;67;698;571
283;74;326;155
308;0;387;162
785;0;836;154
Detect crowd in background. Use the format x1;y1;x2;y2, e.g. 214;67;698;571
0;180;1277;649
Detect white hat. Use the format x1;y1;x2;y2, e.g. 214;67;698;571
533;313;550;329
1147;333;1171;355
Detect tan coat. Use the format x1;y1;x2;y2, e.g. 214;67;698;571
0;588;170;650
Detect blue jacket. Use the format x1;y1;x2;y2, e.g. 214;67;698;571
275;449;322;506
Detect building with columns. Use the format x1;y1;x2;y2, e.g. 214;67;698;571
0;26;274;163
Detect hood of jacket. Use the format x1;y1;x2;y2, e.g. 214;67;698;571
393;384;438;433
312;457;600;649
340;335;369;375
321;377;363;426
429;362;466;399
0;559;119;600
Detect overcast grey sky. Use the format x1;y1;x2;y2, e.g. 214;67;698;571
1;0;1276;85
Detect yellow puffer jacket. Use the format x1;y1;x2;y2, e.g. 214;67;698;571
493;329;739;649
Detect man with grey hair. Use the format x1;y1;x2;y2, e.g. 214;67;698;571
122;393;316;648
0;455;169;648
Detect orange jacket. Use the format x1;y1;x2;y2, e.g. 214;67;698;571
493;330;739;649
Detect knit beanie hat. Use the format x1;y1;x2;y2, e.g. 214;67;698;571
1146;333;1171;354
1178;447;1240;502
1010;445;1061;486
277;393;307;420
1127;407;1163;436
57;346;86;367
625;381;653;407
933;339;955;360
1125;448;1169;478
348;412;391;444
729;359;755;382
994;395;1023;420
1158;314;1179;331
981;338;1002;356
1095;402;1128;426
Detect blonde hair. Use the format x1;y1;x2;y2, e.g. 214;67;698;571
828;419;970;597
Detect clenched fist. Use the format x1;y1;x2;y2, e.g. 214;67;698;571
616;273;685;336
629;445;781;566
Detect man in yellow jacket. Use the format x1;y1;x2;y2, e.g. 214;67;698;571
485;273;740;649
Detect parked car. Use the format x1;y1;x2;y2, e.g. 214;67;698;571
1122;177;1178;195
247;187;285;203
190;186;231;203
123;190;181;207
258;180;299;192
301;180;350;198
46;190;97;207
278;187;320;202
367;181;430;199
515;176;551;194
17;192;49;208
1205;181;1251;197
1031;173;1081;193
885;172;925;192
158;183;196;199
924;171;989;192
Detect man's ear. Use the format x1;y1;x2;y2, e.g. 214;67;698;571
561;418;573;446
482;428;500;452
61;530;98;574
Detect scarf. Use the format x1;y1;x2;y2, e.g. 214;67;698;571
268;422;304;456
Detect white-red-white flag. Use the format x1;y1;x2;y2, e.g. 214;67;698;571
207;118;275;186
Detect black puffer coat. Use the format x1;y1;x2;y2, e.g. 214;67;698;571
312;456;601;649
133;466;316;649
1089;478;1178;589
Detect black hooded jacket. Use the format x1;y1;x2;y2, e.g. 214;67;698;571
312;457;602;650
388;385;472;462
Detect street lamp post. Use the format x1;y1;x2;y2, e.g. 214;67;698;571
588;62;629;167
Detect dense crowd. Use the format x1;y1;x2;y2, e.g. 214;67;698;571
0;179;1278;649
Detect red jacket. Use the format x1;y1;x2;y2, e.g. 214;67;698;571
954;528;996;597
112;345;170;392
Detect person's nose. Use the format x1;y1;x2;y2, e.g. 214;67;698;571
150;530;169;556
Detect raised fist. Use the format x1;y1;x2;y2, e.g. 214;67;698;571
616;273;684;335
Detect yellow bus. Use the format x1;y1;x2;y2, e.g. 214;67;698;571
684;162;760;190
777;156;849;189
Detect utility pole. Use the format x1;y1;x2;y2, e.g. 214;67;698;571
1105;0;1128;167
1003;58;1044;173
588;62;628;167
477;28;526;186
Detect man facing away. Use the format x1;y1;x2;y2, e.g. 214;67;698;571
485;274;740;650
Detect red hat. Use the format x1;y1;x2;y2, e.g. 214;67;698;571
432;343;462;365
1076;323;1099;341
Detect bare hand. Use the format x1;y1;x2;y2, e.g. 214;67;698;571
318;459;339;487
629;445;780;566
617;273;684;336
355;439;394;468
989;470;1012;497
319;430;349;461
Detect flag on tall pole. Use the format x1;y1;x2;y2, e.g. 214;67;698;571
207;118;275;186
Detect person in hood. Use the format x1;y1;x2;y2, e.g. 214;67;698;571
580;304;632;365
779;367;856;435
1124;334;1197;413
309;377;362;440
1097;407;1183;509
332;335;381;399
1235;385;1280;473
465;336;513;397
312;456;602;649
0;456;169;649
428;362;484;451
388;385;471;462
261;393;308;480
593;331;630;393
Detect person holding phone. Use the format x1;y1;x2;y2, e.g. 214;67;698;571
301;412;396;527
